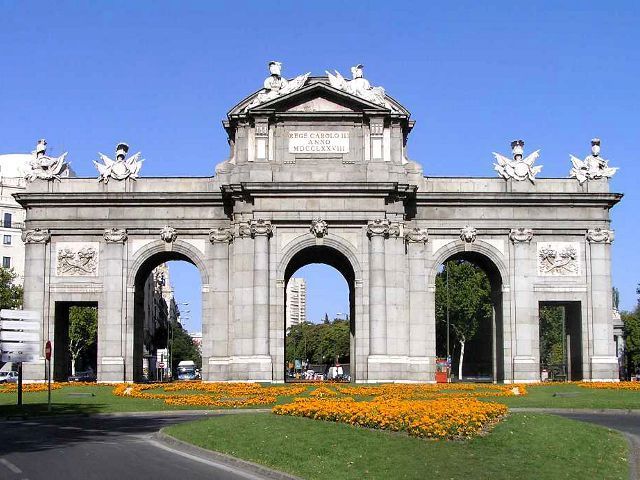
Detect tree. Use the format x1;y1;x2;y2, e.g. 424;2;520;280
68;306;97;375
621;284;640;377
539;305;565;369
435;260;493;380
0;267;23;310
170;320;201;375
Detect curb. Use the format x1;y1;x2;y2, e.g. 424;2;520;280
511;408;640;415
153;429;302;480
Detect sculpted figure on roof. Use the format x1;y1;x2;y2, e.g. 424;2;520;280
245;61;310;110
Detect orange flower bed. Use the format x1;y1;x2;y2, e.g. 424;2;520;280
335;383;527;399
0;383;62;393
579;381;640;391
273;397;507;439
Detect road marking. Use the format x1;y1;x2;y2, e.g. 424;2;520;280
146;438;268;480
0;458;23;474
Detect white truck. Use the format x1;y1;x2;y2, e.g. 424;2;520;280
176;360;197;380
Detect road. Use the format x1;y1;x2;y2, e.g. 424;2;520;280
0;412;284;480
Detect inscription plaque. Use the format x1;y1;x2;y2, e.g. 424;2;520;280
288;131;349;154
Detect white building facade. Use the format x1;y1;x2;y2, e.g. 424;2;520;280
286;277;307;329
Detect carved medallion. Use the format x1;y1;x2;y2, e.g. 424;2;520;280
586;228;614;244
367;219;390;237
509;228;534;243
250;219;272;237
160;226;177;243
537;242;580;276
22;228;51;244
209;227;234;243
405;228;429;243
310;218;328;238
56;243;99;276
459;226;477;243
103;228;128;243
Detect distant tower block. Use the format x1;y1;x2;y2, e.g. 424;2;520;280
286;278;307;330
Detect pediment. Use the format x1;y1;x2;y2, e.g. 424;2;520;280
228;80;409;117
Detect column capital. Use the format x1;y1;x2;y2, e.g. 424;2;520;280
250;219;272;237
586;227;614;244
103;228;128;243
209;226;234;243
509;228;533;243
22;228;51;244
367;219;390;238
405;227;428;243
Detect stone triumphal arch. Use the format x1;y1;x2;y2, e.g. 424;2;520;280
18;63;621;383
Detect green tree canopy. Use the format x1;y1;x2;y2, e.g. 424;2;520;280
170;320;201;374
285;319;350;365
0;267;23;310
68;306;98;375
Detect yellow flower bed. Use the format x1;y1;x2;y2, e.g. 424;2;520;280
335;382;527;399
579;381;640;391
273;397;508;439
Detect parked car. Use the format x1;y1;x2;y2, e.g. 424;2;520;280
68;370;96;382
0;371;18;383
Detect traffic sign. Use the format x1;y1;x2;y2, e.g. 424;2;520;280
45;340;52;361
157;362;165;368
0;309;42;364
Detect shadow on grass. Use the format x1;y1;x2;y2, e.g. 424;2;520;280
0;402;108;419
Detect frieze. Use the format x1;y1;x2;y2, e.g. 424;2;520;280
56;242;99;277
509;228;534;243
310;219;328;238
405;228;429;244
537;242;580;276
22;228;50;244
459;226;477;243
160;226;177;243
586;228;614;244
103;228;128;243
209;227;234;243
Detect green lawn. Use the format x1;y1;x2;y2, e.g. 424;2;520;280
497;383;640;409
165;412;629;480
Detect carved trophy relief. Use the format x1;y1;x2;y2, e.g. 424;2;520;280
367;219;390;237
94;142;144;183
56;243;99;276
493;140;542;182
405;228;429;243
25;139;70;182
570;138;618;185
250;219;273;237
537;242;580;276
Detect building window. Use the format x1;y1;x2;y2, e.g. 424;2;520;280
3;213;11;228
2;235;11;245
2;257;10;269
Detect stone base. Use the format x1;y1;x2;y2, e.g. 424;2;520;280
204;355;272;382
98;356;125;382
512;356;539;382
21;359;46;382
589;356;619;382
366;355;434;382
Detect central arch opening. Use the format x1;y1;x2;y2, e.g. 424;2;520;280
133;252;202;382
283;245;355;382
435;251;504;382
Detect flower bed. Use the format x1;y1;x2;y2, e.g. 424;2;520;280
273;397;508;439
579;381;640;391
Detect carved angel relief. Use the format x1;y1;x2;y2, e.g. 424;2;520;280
493;140;542;183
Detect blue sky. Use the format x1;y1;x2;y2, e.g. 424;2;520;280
1;1;639;324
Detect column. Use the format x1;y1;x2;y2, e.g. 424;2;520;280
21;229;51;381
207;227;233;380
406;228;431;380
367;219;388;355
510;228;537;382
100;228;128;382
251;219;272;356
586;228;617;380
